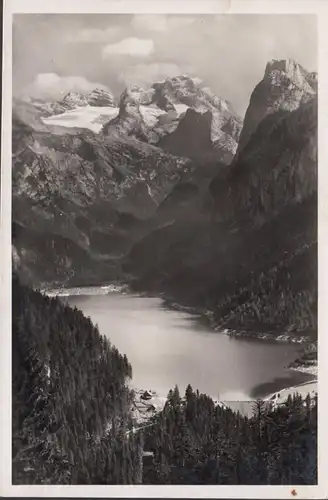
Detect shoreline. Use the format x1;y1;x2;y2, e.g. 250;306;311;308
263;378;318;406
43;282;318;387
44;282;316;345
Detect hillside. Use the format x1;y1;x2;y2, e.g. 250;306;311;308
12;274;142;484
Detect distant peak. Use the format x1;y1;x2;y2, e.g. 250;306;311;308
63;91;85;98
265;58;300;75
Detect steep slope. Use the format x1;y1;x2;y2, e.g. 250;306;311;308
12;101;192;287
158;109;232;163
127;60;317;339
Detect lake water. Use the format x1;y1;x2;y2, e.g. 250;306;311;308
64;291;314;402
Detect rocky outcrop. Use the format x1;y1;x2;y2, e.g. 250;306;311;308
87;88;116;107
61;91;89;108
102;87;156;141
238;59;317;152
210;96;317;226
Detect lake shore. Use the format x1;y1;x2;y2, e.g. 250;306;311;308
42;282;315;344
44;283;318;409
264;379;317;405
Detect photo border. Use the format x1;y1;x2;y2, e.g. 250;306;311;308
1;0;327;498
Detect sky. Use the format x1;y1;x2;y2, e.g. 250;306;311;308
13;14;317;116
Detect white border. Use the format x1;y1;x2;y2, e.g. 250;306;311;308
1;0;328;498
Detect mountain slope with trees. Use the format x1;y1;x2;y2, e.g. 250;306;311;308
12;274;143;484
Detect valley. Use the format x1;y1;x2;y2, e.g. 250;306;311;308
11;43;318;485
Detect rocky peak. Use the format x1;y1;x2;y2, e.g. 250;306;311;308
237;59;317;152
102;87;153;140
61;91;89;108
150;75;243;152
87;88;116;107
120;85;155;106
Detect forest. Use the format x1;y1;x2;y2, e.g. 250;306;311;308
12;275;317;485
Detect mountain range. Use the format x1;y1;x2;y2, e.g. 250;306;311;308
12;59;317;338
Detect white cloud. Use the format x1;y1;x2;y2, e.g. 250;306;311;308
102;37;154;58
24;73;110;100
65;26;120;43
118;62;184;88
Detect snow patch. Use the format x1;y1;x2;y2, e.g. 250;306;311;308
42;103;190;133
42;105;119;132
139;105;166;127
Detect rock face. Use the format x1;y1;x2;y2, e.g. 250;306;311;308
238;59;316;152
101;76;243;161
87;88;116;107
126;60;317;338
102;87;156;142
158;109;216;162
61;91;89;108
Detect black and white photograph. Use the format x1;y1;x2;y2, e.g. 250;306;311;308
1;0;328;496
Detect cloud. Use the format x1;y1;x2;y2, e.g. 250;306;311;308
24;73;110;100
102;37;154;58
13;14;317;116
118;62;187;88
65;26;120;43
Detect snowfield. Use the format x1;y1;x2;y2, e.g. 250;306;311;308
42;104;190;133
42;106;120;133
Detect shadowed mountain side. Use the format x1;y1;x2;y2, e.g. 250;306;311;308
125;61;317;338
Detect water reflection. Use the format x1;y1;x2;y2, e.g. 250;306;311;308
64;292;314;401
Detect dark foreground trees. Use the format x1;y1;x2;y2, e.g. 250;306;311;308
12;274;142;484
142;386;317;485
